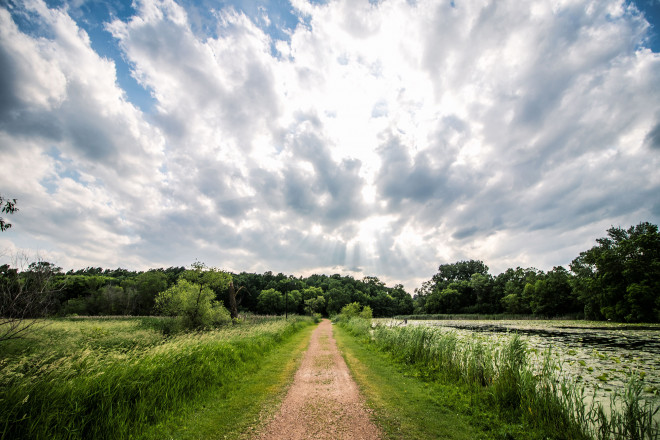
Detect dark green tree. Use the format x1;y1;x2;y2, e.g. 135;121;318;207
570;222;660;322
1;260;59;342
432;260;489;288
122;270;168;315
257;288;284;314
528;267;575;317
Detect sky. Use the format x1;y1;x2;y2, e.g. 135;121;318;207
0;0;659;292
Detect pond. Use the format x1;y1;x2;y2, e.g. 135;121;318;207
377;318;660;421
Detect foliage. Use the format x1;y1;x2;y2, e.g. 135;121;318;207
359;305;373;319
365;323;659;439
0;259;60;342
304;294;325;315
3;221;657;323
0;195;18;231
257;288;285;314
412;223;660;322
334;302;373;336
155;279;231;330
571;222;660;322
340;301;363;318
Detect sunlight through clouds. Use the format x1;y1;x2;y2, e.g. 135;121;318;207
0;0;659;291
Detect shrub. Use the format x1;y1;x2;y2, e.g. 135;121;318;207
359;305;373;319
155;279;231;330
340;302;363;318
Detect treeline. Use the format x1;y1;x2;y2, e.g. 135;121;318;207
1;222;658;322
0;263;413;319
413;222;660;322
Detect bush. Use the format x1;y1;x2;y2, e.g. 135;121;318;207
155;279;231;330
340;302;362;318
359;305;373;319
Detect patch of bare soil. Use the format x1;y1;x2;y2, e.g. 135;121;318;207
253;319;382;440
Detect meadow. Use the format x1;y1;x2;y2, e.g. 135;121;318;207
0;315;314;439
341;317;659;439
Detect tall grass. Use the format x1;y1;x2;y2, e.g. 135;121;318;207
341;319;659;439
0;316;313;439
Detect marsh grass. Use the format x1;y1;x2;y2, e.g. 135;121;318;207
0;315;313;439
342;318;659;439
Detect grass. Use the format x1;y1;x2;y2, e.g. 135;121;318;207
0;315;315;439
334;323;490;439
140;321;316;439
337;317;660;440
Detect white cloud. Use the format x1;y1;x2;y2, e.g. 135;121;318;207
0;0;658;291
0;0;166;270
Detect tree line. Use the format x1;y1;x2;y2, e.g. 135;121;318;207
1;222;658;324
0;261;414;322
414;222;660;322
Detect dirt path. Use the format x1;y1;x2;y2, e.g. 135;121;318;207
254;319;382;440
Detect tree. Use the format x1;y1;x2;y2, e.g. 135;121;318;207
304;295;326;315
131;270;168;315
155;279;230;329
227;281;246;321
286;289;302;316
0;195;18;231
257;288;284;314
339;302;363;318
180;262;232;296
391;284;414;315
325;287;351;315
1;259;59;342
496;267;541;315
359;305;373;319
469;273;495;313
432;260;489;288
177;262;232;323
570;222;660;322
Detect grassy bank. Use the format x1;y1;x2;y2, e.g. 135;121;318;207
337;317;659;440
0;316;315;439
141;320;316;439
334;323;492;439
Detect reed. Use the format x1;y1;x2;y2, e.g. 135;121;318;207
340;321;659;439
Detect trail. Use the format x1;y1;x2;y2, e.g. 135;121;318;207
254;319;382;440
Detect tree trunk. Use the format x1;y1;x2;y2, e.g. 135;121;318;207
228;281;239;321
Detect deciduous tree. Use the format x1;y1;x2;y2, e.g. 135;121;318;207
0;195;18;232
0;259;59;342
155;278;230;329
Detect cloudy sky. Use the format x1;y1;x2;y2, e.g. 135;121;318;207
1;0;659;291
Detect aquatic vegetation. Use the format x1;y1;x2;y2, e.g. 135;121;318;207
372;318;660;439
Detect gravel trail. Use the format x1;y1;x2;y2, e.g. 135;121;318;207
254;319;382;440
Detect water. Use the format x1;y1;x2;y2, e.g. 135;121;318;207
379;319;660;421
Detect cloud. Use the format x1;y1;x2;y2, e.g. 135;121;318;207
0;0;659;292
646;120;660;149
0;0;165;268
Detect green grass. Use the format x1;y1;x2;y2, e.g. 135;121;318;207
335;323;491;439
140;321;316;439
0;316;315;439
337;317;659;440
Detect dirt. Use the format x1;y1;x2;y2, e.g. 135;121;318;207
253;319;382;440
